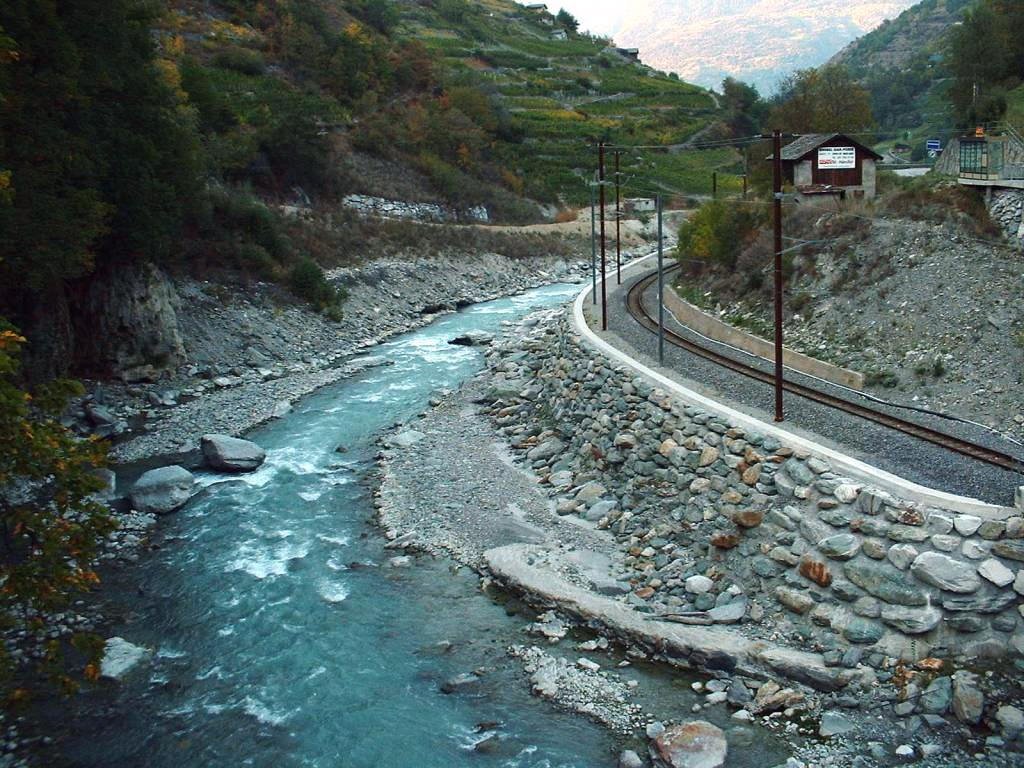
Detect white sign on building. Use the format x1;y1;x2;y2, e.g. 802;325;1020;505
817;147;857;169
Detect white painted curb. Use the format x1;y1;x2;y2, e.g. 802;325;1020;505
572;252;1015;519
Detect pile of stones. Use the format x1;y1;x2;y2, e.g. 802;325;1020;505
474;310;1024;756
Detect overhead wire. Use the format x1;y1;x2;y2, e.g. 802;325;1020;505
656;286;1024;457
588;132;1024;456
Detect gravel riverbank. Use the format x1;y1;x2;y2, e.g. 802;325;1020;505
77;251;586;465
376;300;1024;768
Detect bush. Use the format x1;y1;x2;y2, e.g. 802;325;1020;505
0;325;114;696
209;189;288;260
213;46;265;76
865;367;899;388
288;258;340;311
882;177;1001;237
436;0;469;23
677;200;764;271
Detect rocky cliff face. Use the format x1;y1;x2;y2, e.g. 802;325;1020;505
590;0;918;92
71;262;186;382
18;262;185;384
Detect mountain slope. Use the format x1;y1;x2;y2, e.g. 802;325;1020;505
168;0;732;210
400;0;731;204
827;0;975;134
586;0;918;94
829;0;975;73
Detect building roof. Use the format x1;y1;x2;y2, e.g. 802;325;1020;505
768;133;883;162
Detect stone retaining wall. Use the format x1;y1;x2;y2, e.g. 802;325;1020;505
988;188;1024;243
341;194;489;224
481;314;1024;664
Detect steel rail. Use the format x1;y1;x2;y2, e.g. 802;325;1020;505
625;266;1024;475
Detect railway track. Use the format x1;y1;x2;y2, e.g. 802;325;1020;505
626;266;1024;476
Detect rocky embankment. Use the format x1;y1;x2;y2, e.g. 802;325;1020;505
704;217;1024;440
71;251;583;464
377;305;1024;767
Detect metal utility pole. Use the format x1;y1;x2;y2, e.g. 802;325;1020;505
743;147;749;200
599;142;608;331
772;129;785;422
657;193;665;365
589;174;597;305
614;150;622;284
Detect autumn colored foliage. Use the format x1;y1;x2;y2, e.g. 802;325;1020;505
0;326;114;699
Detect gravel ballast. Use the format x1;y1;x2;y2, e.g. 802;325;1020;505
601;265;1023;506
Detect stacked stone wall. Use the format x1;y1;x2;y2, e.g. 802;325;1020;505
341;194;489;224
482;315;1024;665
988;188;1024;243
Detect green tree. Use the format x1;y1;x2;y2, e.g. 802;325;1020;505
770;65;875;134
556;9;579;33
721;77;767;136
677;200;763;271
436;0;469;24
0;0;200;340
288;258;341;312
946;0;1024;126
0;324;114;698
350;0;400;34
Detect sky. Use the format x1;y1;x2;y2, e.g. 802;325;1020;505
551;2;623;35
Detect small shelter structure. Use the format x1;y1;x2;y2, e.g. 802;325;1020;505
624;198;656;213
768;133;883;203
955;128;1024;190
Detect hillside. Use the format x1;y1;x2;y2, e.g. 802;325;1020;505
673;179;1024;439
828;0;974;135
573;0;918;95
164;0;731;211
830;0;973;73
397;1;731;204
1;0;735;382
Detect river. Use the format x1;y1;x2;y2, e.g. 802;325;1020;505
46;281;788;768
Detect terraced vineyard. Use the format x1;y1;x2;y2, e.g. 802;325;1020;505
403;0;741;204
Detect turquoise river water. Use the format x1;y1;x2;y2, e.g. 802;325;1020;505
47;283;789;768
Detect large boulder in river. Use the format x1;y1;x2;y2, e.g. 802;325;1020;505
100;637;151;681
448;330;493;347
130;466;196;514
649;721;727;768
201;434;267;472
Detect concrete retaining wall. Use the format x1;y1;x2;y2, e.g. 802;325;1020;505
578;253;1015;520
661;286;865;390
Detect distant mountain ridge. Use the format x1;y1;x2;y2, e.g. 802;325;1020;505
594;0;919;93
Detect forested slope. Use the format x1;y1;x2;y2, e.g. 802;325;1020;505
0;0;729;381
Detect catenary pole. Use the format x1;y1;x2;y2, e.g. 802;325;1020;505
589;174;597;305
615;150;622;284
599;142;608;331
657;193;664;365
772;128;785;422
